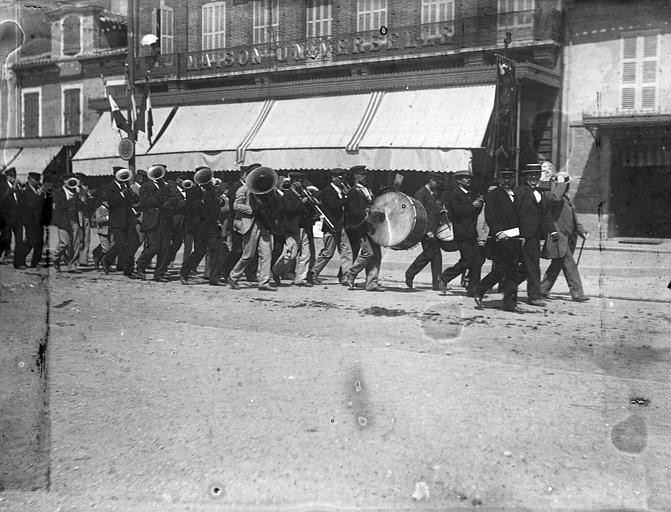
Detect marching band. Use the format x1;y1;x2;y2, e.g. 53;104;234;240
0;161;590;311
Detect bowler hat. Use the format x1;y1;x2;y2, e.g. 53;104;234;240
426;172;443;181
497;168;516;176
289;171;305;181
241;163;262;173
453;169;473;177
3;167;16;177
27;172;41;181
330;168;346;177
112;165;124;172
349;165;367;174
136;168;147;177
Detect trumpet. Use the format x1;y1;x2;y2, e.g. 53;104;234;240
65;177;80;189
181;179;194;190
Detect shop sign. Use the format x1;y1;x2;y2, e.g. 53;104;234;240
186;26;456;72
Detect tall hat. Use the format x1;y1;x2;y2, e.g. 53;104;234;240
3;167;16;177
27;172;41;181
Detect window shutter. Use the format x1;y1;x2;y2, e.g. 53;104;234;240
62;15;81;56
643;35;657;57
23;93;39;137
621;88;635;110
623;37;637;59
622;61;636;83
641;87;656;109
642;61;657;83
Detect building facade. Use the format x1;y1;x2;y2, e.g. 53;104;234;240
77;0;563;196
3;0;127;181
561;0;671;238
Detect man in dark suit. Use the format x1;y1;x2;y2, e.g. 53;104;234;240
475;169;524;312
515;163;551;307
102;167;140;277
311;168;352;285
405;173;443;290
51;175;82;272
14;172;45;268
179;167;228;286
438;169;484;296
344;166;382;291
133;164;171;282
161;175;188;273
0;167;22;265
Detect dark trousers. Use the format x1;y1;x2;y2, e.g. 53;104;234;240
0;221;22;262
165;220;185;268
104;224;140;275
440;239;483;293
181;228;227;283
14;224;43;267
136;220;171;279
406;237;442;287
518;237;542;300
480;239;522;310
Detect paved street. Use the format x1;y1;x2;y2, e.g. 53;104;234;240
1;244;670;511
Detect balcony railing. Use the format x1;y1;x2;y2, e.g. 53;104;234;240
136;9;561;80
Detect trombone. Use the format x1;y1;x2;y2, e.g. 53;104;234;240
298;186;335;231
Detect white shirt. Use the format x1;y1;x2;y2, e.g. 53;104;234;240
504;187;515;202
177;186;186;199
63;186;73;200
459;185;469;195
533;190;542;203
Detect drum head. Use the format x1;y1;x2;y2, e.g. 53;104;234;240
366;191;427;248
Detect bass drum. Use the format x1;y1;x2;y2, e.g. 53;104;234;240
365;191;427;250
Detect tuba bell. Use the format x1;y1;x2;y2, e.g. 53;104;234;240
181;179;194;190
115;168;133;182
147;164;167;181
246;166;278;195
65;177;80;189
194;166;214;187
212;177;222;187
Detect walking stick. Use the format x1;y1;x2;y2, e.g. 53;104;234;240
576;236;586;266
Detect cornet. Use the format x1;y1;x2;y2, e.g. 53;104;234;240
181;179;194;190
65;177;80;189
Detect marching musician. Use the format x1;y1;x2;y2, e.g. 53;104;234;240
272;172;313;287
101;167;141;277
515;163;552;307
75;173;96;267
133;164;171;282
404;173;443;290
475;169;523;313
14;172;45;268
0;167;21;265
220;164;260;283
51;174;83;272
162;175;188;272
438;169;484;297
311;168;353;286
228;166;279;291
344;165;382;292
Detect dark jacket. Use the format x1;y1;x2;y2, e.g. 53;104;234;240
484;186;519;236
446;187;481;242
184;185;205;235
319;183;347;233
0;182;19;225
514;183;552;240
163;181;187;228
51;186;80;231
105;181;137;229
345;184;373;229
276;188;306;236
414;185;442;235
250;192;282;235
19;185;45;230
137;180;166;232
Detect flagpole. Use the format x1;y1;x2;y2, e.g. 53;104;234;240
127;0;136;173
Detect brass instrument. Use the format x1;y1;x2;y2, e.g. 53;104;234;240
212;177;222;187
340;181;352;195
65;177;80;189
181;179;194;190
115;168;134;182
147;164;167;182
194;167;214;187
246;166;278;195
298;185;335;231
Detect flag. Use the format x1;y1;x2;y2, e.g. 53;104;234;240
488;55;517;171
104;81;129;136
136;78;154;144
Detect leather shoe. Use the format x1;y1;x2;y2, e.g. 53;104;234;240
258;285;277;291
405;274;414;289
208;280;225;286
311;273;322;285
539;292;550;299
14;265;27;270
366;286;384;292
228;278;240;289
438;277;448;295
179;275;189;286
295;281;313;287
527;299;547;307
154;277;169;283
272;273;281;286
473;287;485;307
572;295;590;302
